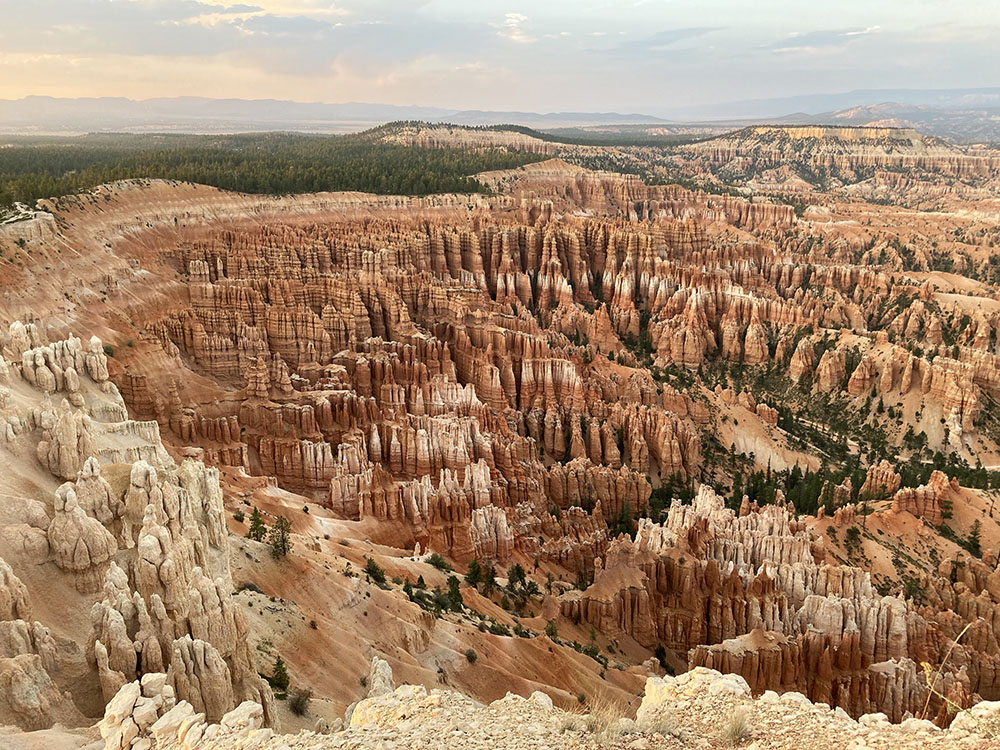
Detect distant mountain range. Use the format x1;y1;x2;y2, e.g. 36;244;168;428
670;87;1000;120
1;88;999;141
772;102;1000;143
0;96;668;135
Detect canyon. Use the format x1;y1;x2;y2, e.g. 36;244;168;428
0;124;999;748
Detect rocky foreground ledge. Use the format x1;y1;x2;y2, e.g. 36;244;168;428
96;665;998;750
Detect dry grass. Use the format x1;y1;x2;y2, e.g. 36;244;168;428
643;714;678;738
561;693;631;745
588;693;627;743
559;714;586;733
719;708;751;746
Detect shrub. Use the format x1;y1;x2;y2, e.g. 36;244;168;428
288;688;312;716
309;620;317;630
545;620;558;638
427;553;452;572
642;715;677;737
233;510;245;523
465;648;477;663
560;714;586;733
364;557;386;585
236;581;263;594
488;622;510;636
430;587;451;613
103;344;115;357
719;709;751;745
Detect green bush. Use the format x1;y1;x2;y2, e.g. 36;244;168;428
288;688;311;716
364;557;386;585
426;553;452;572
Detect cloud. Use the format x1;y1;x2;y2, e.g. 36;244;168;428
771;26;881;55
0;0;493;77
0;2;996;115
633;27;722;50
497;13;534;44
845;26;880;37
598;26;721;59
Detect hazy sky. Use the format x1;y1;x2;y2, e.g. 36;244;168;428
0;0;997;113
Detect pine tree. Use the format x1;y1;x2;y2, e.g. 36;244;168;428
507;563;526;591
271;654;289;692
247;507;266;542
968;520;982;557
481;564;497;596
464;559;483;588
446;575;463;611
268;516;292;559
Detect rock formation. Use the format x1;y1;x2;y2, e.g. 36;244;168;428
48;482;118;593
2;152;1000;746
561;484;994;725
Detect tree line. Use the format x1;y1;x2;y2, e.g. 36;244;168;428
0;131;544;207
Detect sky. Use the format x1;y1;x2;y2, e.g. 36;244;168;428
0;0;997;114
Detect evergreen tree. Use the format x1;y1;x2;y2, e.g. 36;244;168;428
446;575;464;611
267;516;292;559
507;563;526;591
246;507;266;541
610;501;634;538
464;559;483;588
271;655;289;692
0;131;544;209
481;565;498;596
968;520;982;557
